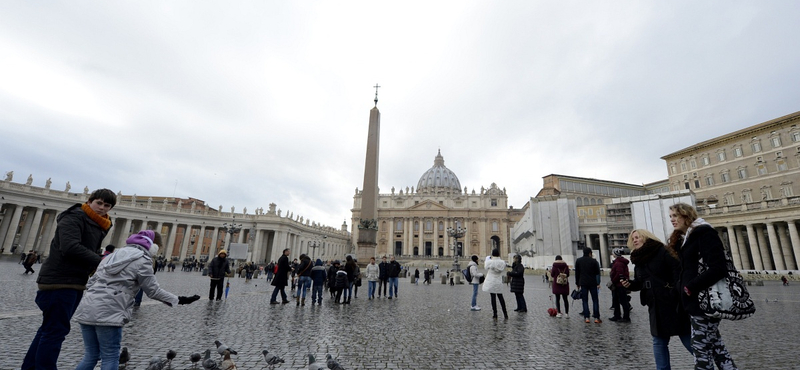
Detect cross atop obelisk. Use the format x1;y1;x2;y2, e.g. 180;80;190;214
357;86;381;262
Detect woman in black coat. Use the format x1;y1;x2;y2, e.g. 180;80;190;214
622;229;691;370
507;255;527;312
270;248;292;304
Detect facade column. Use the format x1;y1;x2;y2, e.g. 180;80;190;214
443;219;450;257
388;218;394;257
405;218;412;256
272;231;286;262
745;224;763;270
598;233;609;269
777;223;796;270
193;227;203;261
178;225;192;261
786;221;800;271
1;205;24;253
0;204;14;254
17;209;35;251
23;207;44;251
252;229;263;263
116;219;133;247
165;224;178;260
433;218;439;256
39;212;58;254
735;226;752;269
726;226;743;270
208;227;220;259
755;225;773;270
765;223;786;270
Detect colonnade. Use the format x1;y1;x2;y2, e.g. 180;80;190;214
0;181;350;264
721;220;800;271
376;216;507;259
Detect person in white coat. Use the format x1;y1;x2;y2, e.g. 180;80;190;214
482;249;508;319
468;255;483;311
72;230;200;370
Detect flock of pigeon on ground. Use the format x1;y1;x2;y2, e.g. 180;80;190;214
117;340;346;370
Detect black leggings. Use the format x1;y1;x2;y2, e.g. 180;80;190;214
554;293;569;313
490;293;507;317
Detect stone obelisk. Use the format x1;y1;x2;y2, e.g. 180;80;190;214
357;85;380;262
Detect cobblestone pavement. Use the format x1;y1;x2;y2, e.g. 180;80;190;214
1;259;798;369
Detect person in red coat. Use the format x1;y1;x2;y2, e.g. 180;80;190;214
609;248;631;322
550;255;570;318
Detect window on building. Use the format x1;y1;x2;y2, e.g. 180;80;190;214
414;221;419;231
680;162;687;171
694;180;701;189
702;156;710;166
761;187;773;200
733;147;743;158
721;172;731;183
426;220;432;231
492;221;498;232
439;221;444;231
771;136;782;148
781;185;794;197
792;131;800;143
396;220;403;230
588;209;594;216
576;198;583;206
670;165;676;174
684;182;690;190
724;193;735;205
752;141;762;153
717;150;726;161
690;160;697;169
757;163;768;175
777;159;788;171
737;168;748;180
705;176;714;186
742;191;752;203
579;209;585;216
491;199;497;207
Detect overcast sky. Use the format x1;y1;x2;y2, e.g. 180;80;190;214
1;1;799;228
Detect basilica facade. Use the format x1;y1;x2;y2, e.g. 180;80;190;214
350;150;524;259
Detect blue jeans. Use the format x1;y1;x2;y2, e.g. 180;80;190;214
471;283;479;307
580;285;600;318
22;289;83;370
652;334;693;370
297;276;311;299
75;324;123;370
368;281;377;298
311;284;324;304
388;277;399;297
344;281;353;300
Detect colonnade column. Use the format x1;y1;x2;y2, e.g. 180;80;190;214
252;229;263;263
165;224;178;260
777;223;796;270
23;208;44;251
755;225;772;270
735;227;752;269
765;223;786;270
745;224;763;270
208;227;220;259
178;226;192;260
116;219;133;247
786;221;800;271
2;205;24;252
598;233;608;269
39;213;58;254
726;226;743;270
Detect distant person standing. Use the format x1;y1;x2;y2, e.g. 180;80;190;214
365;257;379;299
550;255;570;318
386;255;402;299
295;254;313;306
377;256;388;298
483;249;508;319
414;268;420;285
22;251;37;274
575;247;602;324
270;248;292;304
609;248;632;322
507;254;527;313
207;250;230;301
310;259;327;305
22;188;116;370
468;255;482;311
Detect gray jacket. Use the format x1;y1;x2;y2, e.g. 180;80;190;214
74;244;178;327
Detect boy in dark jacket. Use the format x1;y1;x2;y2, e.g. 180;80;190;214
310;259;327;305
208;250;231;301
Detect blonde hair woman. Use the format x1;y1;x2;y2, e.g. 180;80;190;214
622;229;692;369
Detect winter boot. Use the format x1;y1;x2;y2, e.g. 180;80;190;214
301;298;305;306
296;296;300;306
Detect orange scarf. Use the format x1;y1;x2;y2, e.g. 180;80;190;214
81;203;112;231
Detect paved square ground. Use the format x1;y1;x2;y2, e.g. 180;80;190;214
1;259;797;369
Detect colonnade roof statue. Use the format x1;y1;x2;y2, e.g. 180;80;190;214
416;150;462;194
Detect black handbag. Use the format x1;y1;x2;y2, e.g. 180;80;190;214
570;289;581;300
697;249;755;320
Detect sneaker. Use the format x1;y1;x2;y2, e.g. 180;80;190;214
388;296;392;300
556;313;563;318
584;318;591;323
595;318;603;324
563;313;569;319
471;306;482;311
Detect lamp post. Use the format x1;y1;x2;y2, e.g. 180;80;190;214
222;218;242;252
309;235;327;260
447;225;467;274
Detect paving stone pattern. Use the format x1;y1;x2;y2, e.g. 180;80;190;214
1;259;798;369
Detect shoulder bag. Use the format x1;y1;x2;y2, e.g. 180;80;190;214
696;248;755;320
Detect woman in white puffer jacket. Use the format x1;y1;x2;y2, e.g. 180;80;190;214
482;249;508;319
73;230;200;370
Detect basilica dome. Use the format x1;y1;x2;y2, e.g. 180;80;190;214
416;150;462;194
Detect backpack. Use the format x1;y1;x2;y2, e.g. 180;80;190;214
462;266;473;283
556;268;568;285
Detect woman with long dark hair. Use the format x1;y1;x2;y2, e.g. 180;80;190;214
668;203;738;370
507;254;527;312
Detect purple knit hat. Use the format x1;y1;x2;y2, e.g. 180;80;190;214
126;230;155;250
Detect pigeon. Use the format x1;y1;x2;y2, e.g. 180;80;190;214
325;354;345;370
262;349;285;368
190;352;203;369
119;347;130;369
220;350;237;370
202;349;222;370
165;349;177;369
308;354;326;370
214;340;238;356
145;356;165;370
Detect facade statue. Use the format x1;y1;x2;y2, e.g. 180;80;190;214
391;186;395;194
277;209;282;217
177;200;183;209
243;207;247;215
3;171;12;181
26;174;33;185
299;216;304;223
83;186;89;195
147;197;153;208
45;178;52;189
191;201;196;211
218;205;222;213
65;181;71;192
131;194;136;205
269;203;276;214
231;206;235;213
